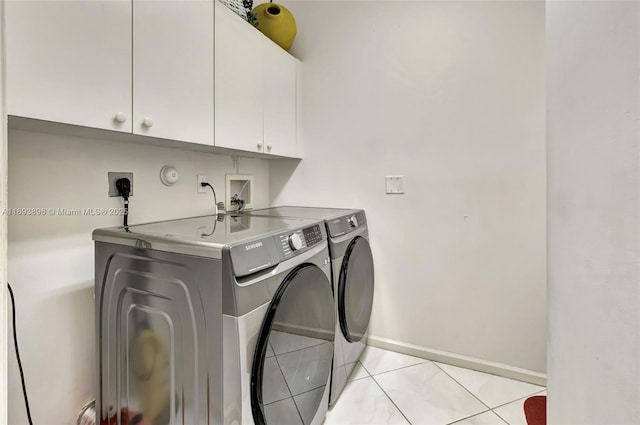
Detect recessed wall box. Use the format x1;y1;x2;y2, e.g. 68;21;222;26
226;174;253;211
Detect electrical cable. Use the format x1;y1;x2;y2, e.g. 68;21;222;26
7;283;34;425
115;177;131;230
123;198;129;227
201;218;218;237
202;183;218;216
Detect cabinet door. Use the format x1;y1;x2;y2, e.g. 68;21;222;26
6;0;132;132
262;42;297;158
214;2;264;154
133;0;214;145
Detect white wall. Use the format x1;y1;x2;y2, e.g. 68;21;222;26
7;129;270;424
1;0;8;422
547;2;640;423
271;0;546;374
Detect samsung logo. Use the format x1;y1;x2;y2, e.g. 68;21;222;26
245;241;263;251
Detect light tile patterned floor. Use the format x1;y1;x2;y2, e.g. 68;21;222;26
325;346;545;425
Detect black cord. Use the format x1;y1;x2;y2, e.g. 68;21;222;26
7;283;34;425
201;218;218;237
115;177;131;229
123;198;129;227
203;183;218;215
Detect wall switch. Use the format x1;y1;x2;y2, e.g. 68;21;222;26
385;175;404;194
108;172;133;197
197;175;209;194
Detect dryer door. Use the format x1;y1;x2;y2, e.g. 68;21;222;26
338;236;375;343
251;264;335;425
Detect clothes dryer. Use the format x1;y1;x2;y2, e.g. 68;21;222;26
243;207;374;405
93;213;335;425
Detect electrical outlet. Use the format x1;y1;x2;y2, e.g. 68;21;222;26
197;175;209;194
108;172;134;197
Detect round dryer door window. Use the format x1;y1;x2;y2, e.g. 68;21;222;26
250;264;335;425
338;236;375;343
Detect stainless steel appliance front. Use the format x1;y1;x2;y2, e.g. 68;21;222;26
242;207;375;406
95;242;222;424
94;214;335;425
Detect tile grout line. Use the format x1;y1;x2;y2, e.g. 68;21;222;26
431;362;493;413
272;349;306;424
358;359;373;376
447;409;496;425
490;388;547;411
363;355;485;425
270;337;326;357
263;382;328;407
369;374;414;425
491;388;548;425
362;350;547;425
360;351;471;424
360;347;546;425
362;359;431;378
346;361;371;382
342;360;412;424
492;408;511;425
433;362;547;417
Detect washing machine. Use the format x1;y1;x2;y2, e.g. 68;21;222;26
243;207;374;406
93;213;335;425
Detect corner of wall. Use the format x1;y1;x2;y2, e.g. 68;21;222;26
1;0;9;422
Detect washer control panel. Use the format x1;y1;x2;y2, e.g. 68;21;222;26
279;224;323;258
229;223;327;277
289;233;303;251
303;224;323;246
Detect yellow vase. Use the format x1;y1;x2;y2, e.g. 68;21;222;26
252;2;297;51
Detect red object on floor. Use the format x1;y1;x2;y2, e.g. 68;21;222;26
524;395;546;425
101;408;152;425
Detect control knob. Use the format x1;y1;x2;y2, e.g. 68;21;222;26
347;215;358;228
289;233;303;251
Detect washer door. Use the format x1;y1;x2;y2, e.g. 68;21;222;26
338;236;375;343
251;264;335;425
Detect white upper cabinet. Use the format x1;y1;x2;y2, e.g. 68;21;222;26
5;0;299;157
214;2;264;153
133;0;214;145
6;0;132;132
215;2;300;157
262;41;297;157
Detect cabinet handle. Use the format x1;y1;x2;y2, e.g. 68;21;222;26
267;144;273;152
142;117;154;128
114;112;127;123
257;142;263;151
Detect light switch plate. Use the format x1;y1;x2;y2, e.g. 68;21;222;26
385;175;404;194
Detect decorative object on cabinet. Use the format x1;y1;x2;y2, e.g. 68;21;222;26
252;1;297;51
218;0;257;24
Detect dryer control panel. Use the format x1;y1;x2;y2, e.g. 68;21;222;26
326;210;367;238
229;224;326;277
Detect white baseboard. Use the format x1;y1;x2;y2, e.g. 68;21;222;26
367;335;547;387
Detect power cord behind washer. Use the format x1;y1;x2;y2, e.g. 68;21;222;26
201;182;218;216
8;283;33;425
116;177;131;228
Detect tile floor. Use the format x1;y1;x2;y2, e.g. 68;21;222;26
325;346;546;425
